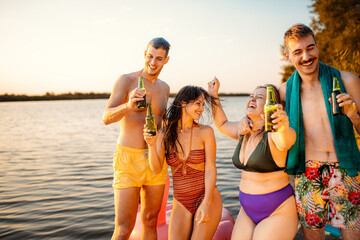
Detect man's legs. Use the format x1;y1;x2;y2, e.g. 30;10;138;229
329;166;360;240
140;184;165;240
301;226;325;240
294;160;330;240
112;187;141;240
340;228;360;240
298;161;360;240
302;226;360;240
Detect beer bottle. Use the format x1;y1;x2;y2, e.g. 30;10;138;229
264;86;277;132
331;77;343;116
137;76;146;109
146;103;157;136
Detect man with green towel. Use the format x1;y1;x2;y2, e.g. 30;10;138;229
279;24;360;240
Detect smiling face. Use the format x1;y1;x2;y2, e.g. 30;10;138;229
144;45;169;77
246;88;266;118
285;35;319;76
183;95;205;121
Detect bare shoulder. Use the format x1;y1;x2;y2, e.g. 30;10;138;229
197;124;215;136
106;72;140;108
196;124;216;147
279;81;287;92
156;78;170;94
340;70;360;83
157;78;169;87
279;82;287;105
115;72;139;88
340;70;360;94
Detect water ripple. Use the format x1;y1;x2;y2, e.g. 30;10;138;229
0;98;246;239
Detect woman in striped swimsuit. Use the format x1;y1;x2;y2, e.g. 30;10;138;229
144;85;223;240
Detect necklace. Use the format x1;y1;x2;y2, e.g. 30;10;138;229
177;119;194;133
251;126;264;133
177;126;192;133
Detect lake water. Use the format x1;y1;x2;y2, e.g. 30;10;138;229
0;96;247;239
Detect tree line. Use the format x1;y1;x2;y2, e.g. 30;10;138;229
0;92;111;102
280;0;360;83
0;92;250;102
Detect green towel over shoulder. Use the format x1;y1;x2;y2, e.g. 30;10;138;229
285;62;360;177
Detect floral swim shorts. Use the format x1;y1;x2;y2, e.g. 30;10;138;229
294;160;360;230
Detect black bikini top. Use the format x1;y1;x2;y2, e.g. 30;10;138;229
232;132;285;173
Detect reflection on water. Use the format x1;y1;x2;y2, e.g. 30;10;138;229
0;97;246;239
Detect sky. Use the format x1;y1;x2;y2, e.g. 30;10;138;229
0;0;312;95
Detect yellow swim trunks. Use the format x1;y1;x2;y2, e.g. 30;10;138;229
113;145;168;189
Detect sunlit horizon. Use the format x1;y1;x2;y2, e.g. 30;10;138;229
0;0;312;95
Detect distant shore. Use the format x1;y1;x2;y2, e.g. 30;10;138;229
0;92;250;102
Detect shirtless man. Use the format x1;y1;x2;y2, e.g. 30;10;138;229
280;24;360;240
103;37;170;240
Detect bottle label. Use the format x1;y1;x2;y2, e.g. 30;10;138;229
264;105;277;132
137;95;146;108
146;116;157;136
331;91;343;116
137;77;146;108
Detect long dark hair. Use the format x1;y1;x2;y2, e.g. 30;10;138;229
162;85;217;157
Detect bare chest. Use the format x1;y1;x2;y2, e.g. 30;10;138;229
131;83;168;117
301;88;329;124
300;86;336;159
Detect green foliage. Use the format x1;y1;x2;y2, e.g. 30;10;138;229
280;0;360;81
329;49;360;77
311;0;360;76
279;45;296;83
281;64;296;84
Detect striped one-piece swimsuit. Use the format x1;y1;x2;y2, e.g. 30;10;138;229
166;149;205;215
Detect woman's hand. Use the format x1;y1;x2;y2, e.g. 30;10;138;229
195;201;211;225
143;124;156;145
207;77;220;97
271;104;290;132
238;117;253;135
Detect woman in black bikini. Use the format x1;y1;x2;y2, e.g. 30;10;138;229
208;77;298;240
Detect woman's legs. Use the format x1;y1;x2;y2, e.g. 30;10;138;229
253;196;298;240
231;208;256;240
191;188;223;240
169;188;223;240
168;198;193;240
